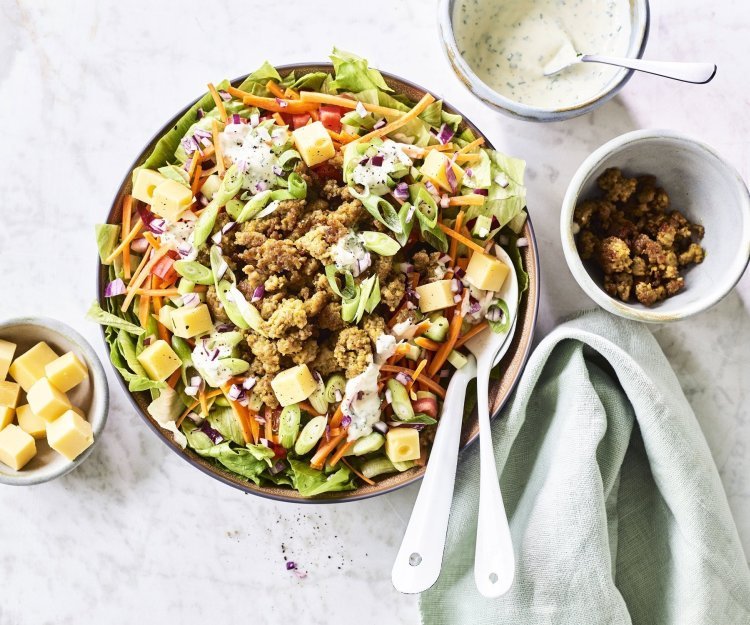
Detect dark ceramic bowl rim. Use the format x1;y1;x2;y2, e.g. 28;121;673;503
97;63;540;503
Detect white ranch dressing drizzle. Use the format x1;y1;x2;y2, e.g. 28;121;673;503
453;0;632;109
219;123;279;192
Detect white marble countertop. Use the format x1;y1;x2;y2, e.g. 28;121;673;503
0;1;747;623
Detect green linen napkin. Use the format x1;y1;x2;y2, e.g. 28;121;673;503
420;310;750;625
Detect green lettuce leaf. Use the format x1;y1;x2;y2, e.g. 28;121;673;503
464;150;527;229
147;387;187;447
291;72;329;91
96;224;120;265
207;406;246;445
87;302;144;336
287;459;356;497
195;442;273;484
329;48;392;93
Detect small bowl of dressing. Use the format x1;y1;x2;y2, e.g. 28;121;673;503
439;0;650;121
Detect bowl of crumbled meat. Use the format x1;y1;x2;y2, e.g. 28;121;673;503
561;129;750;323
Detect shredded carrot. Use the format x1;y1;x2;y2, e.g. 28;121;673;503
151;296;170;342
458;137;485;153
188;151;201;180
329;404;343;428
326;128;357;144
121;196;133;280
455;320;489;348
414;337;441;351
266;80;286;99
408;359;429;391
247;410;260;444
104;219;144;264
394;343;415;356
427;311;464;378
190;163;204;197
449;211;465;263
402;143;456;159
166;369;181;389
448;194;485;207
310;430;347;469
329;440;355;468
212;119;225;177
356;93;436;144
220;385;253;444
341;457;376;485
137;276;152;329
226;86;318;114
455;153;481;164
283;87;300;100
412;320;432;338
121;246;171;312
272;112;285;126
298;401;324;416
143;232;161;249
298;91;406;118
207;83;227;123
265;411;274;443
437;223;485;254
380;365;446;399
176;389;223;427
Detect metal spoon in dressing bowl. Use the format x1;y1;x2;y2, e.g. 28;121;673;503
543;40;717;84
392;247;519;595
461;245;519;598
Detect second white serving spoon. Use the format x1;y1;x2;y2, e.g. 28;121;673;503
543;41;717;84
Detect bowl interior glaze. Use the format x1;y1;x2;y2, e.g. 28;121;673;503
98;64;540;502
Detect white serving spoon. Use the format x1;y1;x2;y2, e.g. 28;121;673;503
463;246;519;598
392;247;519;596
543;40;716;84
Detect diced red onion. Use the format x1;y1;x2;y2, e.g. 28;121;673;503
451;278;462;293
250;113;260;127
439;254;452;264
454;267;465;279
150;218;166;235
211;231;223;245
197;108;205;119
286;561;297;570
194;128;211;140
177;241;194;258
221;221;236;235
405;204;416;224
200;421;224;444
387;422;425;431
373;421;388;435
445;161;458;192
406;301;416;310
393;182;409;201
334;390;343;402
355;101;368;118
182;292;200;308
371;155;384;167
228;384;244;401
184;386;199;397
491;216;500;229
272;164;283;176
424;181;440;198
494;172;509;188
219;90;231;102
209;348;220;361
275;98;288;108
215;259;228;281
183;157;193;172
465;168;473;178
517;237;529;248
191;376;202;387
469;297;481;314
453;294;462;303
385;389;393;404
440;194;450;209
104;278;126;298
259;438;270;447
255;181;269;193
395;372;412;386
396;262;414;273
242;376;257;390
232;114;241;124
138;205;164;234
474;188;489;196
373;118;386;130
199;195;209;207
251;285;265;302
436;124;455;145
180;135;198;156
341;416;352;428
186;411;202;423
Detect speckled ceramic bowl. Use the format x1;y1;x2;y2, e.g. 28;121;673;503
438;0;650;122
98;64;540;502
561;129;750;322
0;318;109;485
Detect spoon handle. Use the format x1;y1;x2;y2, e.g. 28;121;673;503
581;54;717;84
392;357;477;594
474;367;515;598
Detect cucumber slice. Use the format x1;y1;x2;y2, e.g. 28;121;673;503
177;279;195;295
472;214;493;239
324;373;346;403
402;344;422;361
387;379;415;421
447;349;468;369
361;456;397;479
174;260;214;285
392;460;416;472
347;432;385;456
278;404;301;449
424;316;449;342
307;376;328;415
246;391;263;413
294;415;327;455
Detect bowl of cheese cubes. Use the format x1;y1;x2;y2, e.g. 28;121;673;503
0;318;108;485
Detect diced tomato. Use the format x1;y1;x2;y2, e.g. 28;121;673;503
311;161;341;181
151;255;177;283
270;443;287;459
319;105;343;132
291;113;311;129
413;397;438;419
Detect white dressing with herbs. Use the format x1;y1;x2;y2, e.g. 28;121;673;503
351;139;412;194
453;0;631;108
220;123;279;193
333;232;370;277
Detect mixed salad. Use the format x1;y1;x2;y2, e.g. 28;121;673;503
91;50;528;496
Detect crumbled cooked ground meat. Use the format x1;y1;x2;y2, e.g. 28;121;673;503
362;315;386;345
574;168;705;307
381;273;406;311
333;328;373;378
205;286;229;323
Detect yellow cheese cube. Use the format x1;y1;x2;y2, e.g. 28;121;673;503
26;378;72;423
419;150;465;192
152;179;194;222
137;340;181;381
0;339;16;380
271;364;317;407
46;410;94;461
45;352;89;393
385;428;421;463
0;424;36;470
16;404;46;439
132;168;167;204
170;304;214;339
0;381;21;409
8;342;59;391
0;406;14;429
70;406;86;419
292;121;335;167
416;280;456;313
465;252;510;292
